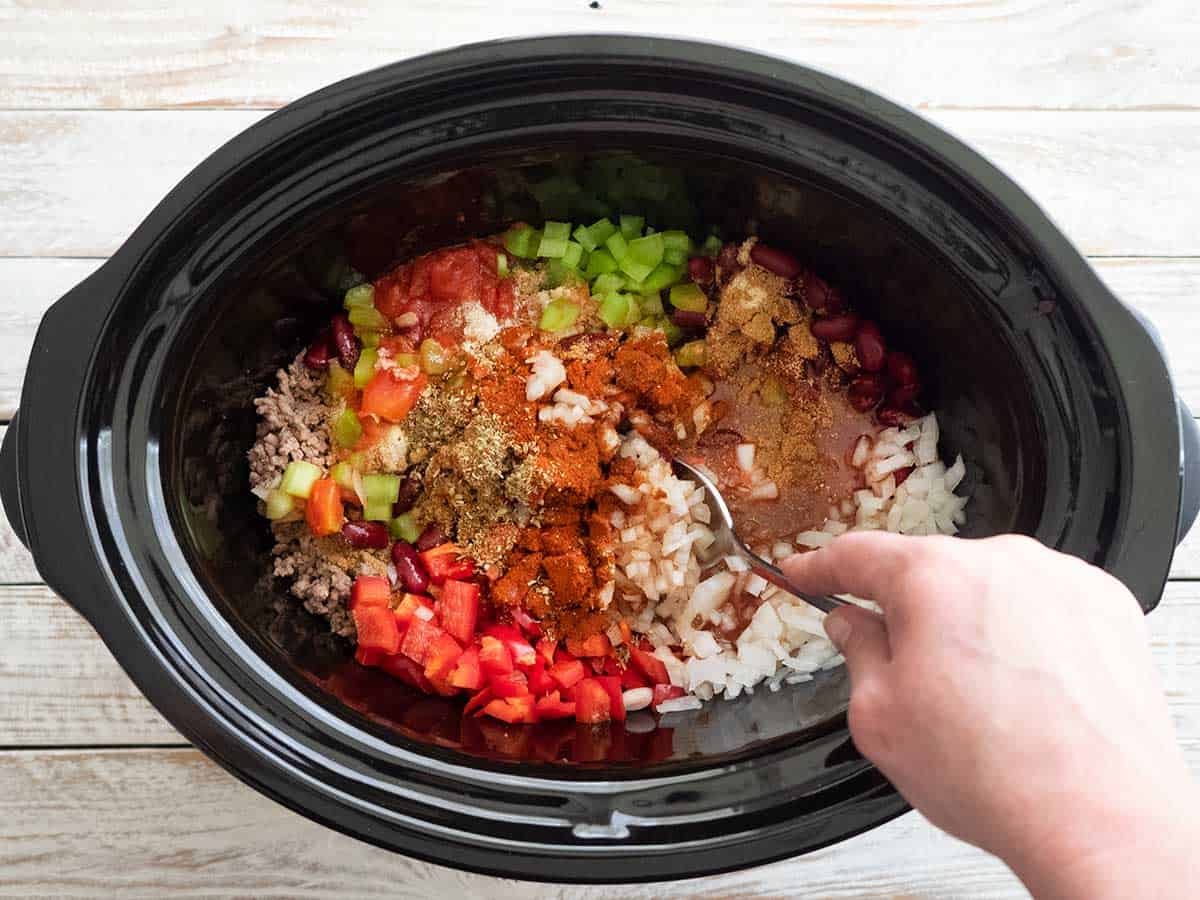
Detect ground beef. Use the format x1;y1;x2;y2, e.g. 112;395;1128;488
247;353;335;491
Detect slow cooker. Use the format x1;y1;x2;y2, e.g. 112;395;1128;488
3;36;1198;882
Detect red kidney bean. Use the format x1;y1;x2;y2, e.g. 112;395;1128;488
888;383;921;409
894;466;914;486
391;540;430;594
886;350;919;386
749;243;802;278
854;320;887;372
687;256;714;284
393;474;421;515
810;313;860;343
341;520;389;550
331;313;360;370
303;328;334;369
671;309;707;330
415;523;446;552
877;403;922;427
848;373;886;412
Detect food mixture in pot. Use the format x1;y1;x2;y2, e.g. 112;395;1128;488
249;217;969;725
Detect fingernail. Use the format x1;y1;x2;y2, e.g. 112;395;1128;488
824;614;851;649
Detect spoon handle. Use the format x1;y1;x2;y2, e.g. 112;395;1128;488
748;557;849;615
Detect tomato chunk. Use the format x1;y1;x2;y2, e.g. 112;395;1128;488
574;678;613;724
350;575;391;611
352;605;401;655
305;478;343;537
437;578;480;644
630;646;672;686
449;645;485;691
419;543;476;586
400;616;445;665
534;691;577;720
360;369;427;422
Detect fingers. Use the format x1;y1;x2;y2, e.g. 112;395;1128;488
825;604;891;683
781;530;930;615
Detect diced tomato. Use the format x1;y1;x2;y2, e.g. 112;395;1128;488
630;646;672;686
535;638;558;666
566;633;611;659
534;691;576;720
575;678;613;724
548;657;586;691
352;605;401;654
360;369;427;422
652;684;686;706
481;694;538;724
594;675;626;722
485;624;537;667
305;478;343;537
479;636;515;678
526;663;557;696
423;632;463;684
449;645;485;691
350;575;391;611
436;578;479;644
379;653;433;692
464;686;493;716
399;616;445;665
394;593;434;627
354;646;385;667
620;664;650;691
419;543;476;586
489;670;529;699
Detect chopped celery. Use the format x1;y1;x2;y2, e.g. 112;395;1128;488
663;247;687;266
264;489;296;521
394;351;420;369
504;226;540;259
604;231;629;262
497;253;509;278
343;283;375;309
561;241;585;269
573;224;598;252
325;363;355;400
591;272;625;295
619;214;644;239
639;292;664;316
598;293;631;329
624;294;643;325
330;461;357;494
353;348;378;388
363;500;393;522
702;234;723;257
542;221;571;241
419;338;449;375
348;305;388;330
674;339;707;368
389;512;421;543
280;460;323;499
661;230;692;254
583;247;619;279
333;408;363;448
540;297;581;331
587;217;618;247
358;330;381;348
662;317;684;347
669;282;708;312
617;253;654;284
537;221;572;258
363;473;401;505
640;262;684;292
545;259;583;288
627;233;665;269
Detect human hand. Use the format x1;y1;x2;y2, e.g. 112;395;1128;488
782;532;1199;899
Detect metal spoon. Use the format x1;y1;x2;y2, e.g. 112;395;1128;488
672;458;848;615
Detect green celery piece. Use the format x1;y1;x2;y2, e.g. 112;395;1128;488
353;348;378;388
544;259;583;289
542;221;571;241
363;500;393;522
617;253;654;284
626;233;665;269
669;282;708;312
264;489;296;520
587;217;618;247
662;317;685;347
343;283;375;309
358;330;381;348
591;272;625;295
540;297;581;331
325;363;355;400
639;291;664;316
561;241;584;269
393;351;420;369
280;460;323;499
640;262;683;292
663;247;687;266
674;339;707;368
537;233;570;258
623;294;642;326
348;305;388;330
329;461;357;493
702;234;723;257
504;226;540;259
389;512;421;543
497;253;509;278
660;230;691;254
604;231;629;262
333;408;363;448
362;473;401;505
583;247;619;279
573;224;598;253
598;293;632;329
619;214;645;240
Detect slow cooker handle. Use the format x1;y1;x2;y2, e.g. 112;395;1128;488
0;411;26;549
1179;399;1200;545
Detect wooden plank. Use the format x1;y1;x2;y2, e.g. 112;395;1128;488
2;110;1199;259
0;1;1197;112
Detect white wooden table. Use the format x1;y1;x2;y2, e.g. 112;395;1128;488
2;4;1198;896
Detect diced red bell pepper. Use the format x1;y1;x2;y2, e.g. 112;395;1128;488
400;616;445;665
380;653;433;693
548;657;586;691
305;477;344;537
360;368;427;422
394;592;434;628
485;623;537;667
423;632;463;684
352;605;401;654
479;635;514;678
510;604;541;636
350;575;391;611
354;645;385;667
449;645;485;691
630;646;672;686
419;543;476;586
436;578;479;644
566;632;612;659
594;675;626;722
482;694;538;724
464;686;493;716
652;684;686;706
526;663;557;696
575;678;613;724
534;691;577;720
535;638;558;666
489;670;529;699
619;664;650;691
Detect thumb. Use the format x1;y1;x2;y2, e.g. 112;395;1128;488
824;604;891;682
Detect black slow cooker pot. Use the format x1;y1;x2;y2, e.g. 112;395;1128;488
3;36;1199;882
